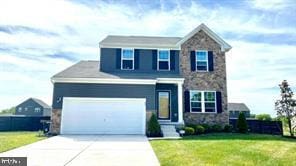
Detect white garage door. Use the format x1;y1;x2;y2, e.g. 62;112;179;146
61;97;146;135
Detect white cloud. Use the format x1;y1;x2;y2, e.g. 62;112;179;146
249;0;294;11
227;41;296;116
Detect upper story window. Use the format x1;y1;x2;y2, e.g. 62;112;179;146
190;91;216;113
18;107;22;112
24;107;28;111
158;50;170;70
121;49;134;70
34;107;41;113
196;50;208;71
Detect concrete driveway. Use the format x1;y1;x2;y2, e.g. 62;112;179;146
0;135;160;166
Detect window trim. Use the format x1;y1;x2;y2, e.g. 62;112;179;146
34;107;41;112
190;90;217;113
121;48;135;70
195;50;209;72
157;49;170;71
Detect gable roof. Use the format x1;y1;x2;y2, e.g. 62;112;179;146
17;98;51;109
177;23;232;51
228;103;250;112
99;23;231;52
52;60;182;80
99;35;182;49
31;98;51;109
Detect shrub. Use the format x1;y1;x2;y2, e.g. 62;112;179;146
186;124;196;129
147;113;162;137
195;125;205;134
211;124;223;132
237;112;248;133
256;114;272;121
184;127;195;135
201;124;211;133
223;124;233;132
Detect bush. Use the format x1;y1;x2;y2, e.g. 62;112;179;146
211;124;223;132
186;124;196;128
256;114;272;121
237;112;248;133
184;127;195;135
195;125;205;134
223;124;233;132
201;124;211;133
147;113;162;137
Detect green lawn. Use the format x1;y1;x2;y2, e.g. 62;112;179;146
0;132;46;153
150;133;296;166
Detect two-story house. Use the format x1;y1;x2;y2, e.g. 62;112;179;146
50;23;231;135
15;98;51;116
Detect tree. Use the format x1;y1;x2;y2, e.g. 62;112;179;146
236;112;248;133
147;113;162;137
249;114;256;119
0;107;15;115
255;114;272;121
275;80;296;137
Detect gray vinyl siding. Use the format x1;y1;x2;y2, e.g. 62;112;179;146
42;108;52;116
100;48;117;71
100;48;179;73
229;111;251;118
15;99;44;116
156;83;178;122
52;83;156;111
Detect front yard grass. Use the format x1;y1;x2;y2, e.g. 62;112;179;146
0;131;46;153
150;133;296;166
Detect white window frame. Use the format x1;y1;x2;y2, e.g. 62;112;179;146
190;90;217;113
34;107;41;112
195;50;208;72
157;49;170;71
121;48;134;70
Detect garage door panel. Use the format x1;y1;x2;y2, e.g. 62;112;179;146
61;98;146;135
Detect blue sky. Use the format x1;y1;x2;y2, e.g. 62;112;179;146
0;0;296;116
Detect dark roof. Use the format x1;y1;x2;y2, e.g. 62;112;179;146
52;61;182;79
228;103;250;112
99;35;182;49
31;98;51;109
17;98;51;109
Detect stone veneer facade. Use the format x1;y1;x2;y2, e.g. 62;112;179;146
180;30;229;125
51;109;61;134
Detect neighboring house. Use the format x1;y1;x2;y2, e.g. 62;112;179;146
228;103;251;118
50;23;232;135
15;98;51;116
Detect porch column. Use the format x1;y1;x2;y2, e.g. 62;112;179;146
177;82;184;124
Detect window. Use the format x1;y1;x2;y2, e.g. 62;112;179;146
196;50;208;71
18;107;22;112
34;107;41;113
158;50;170;70
24;107;28;111
121;49;134;70
190;91;216;113
190;91;202;112
204;92;216;112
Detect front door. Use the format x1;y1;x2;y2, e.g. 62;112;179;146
157;91;170;120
